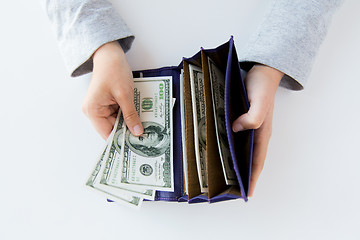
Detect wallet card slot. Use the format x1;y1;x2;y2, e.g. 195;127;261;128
184;51;227;200
202;41;244;201
182;61;202;199
200;50;228;198
182;51;202;69
202;41;231;74
209;186;242;203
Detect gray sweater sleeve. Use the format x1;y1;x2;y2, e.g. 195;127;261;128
239;0;343;90
43;0;342;87
41;0;134;77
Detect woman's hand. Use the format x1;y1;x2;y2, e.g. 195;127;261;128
82;41;143;139
232;64;283;197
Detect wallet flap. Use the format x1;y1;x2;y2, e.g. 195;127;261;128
224;38;254;200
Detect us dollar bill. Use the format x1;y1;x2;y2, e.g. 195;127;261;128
101;77;174;192
189;64;208;192
86;121;143;208
94;112;156;199
208;57;238;185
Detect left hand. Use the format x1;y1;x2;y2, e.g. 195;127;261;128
82;41;144;140
232;64;283;197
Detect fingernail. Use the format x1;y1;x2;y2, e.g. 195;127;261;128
133;124;143;136
232;123;244;132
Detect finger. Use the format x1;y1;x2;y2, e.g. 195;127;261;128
232;65;280;133
89;116;114;140
82;99;117;119
112;88;143;136
232;97;270;132
248;104;274;197
108;104;119;116
82;99;119;139
107;115;117;127
248;136;268;197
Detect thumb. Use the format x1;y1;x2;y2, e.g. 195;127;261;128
113;89;144;136
232;99;270;132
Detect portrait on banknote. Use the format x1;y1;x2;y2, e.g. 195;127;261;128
216;107;229;148
124;121;170;157
198;117;206;149
114;128;124;154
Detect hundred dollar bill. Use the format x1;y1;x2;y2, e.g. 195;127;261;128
208;57;238;185
95;113;155;199
189;64;208;192
86;122;143;208
101;77;174;191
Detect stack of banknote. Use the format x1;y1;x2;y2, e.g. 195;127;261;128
182;58;238;194
86;77;174;209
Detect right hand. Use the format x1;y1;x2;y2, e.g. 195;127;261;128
82;41;144;140
232;64;283;197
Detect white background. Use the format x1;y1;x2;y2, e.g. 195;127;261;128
0;1;359;239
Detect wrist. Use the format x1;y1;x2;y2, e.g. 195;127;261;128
252;64;283;87
92;41;125;66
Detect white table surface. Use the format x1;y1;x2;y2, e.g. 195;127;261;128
1;1;359;239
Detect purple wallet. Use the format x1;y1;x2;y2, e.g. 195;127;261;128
121;37;254;204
